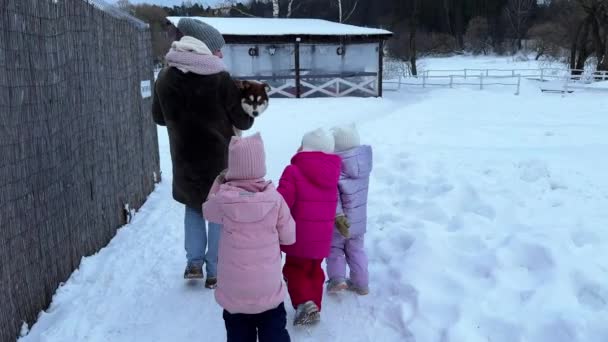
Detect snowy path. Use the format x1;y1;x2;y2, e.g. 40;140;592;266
21;72;608;341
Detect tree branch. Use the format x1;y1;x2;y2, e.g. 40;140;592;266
343;0;359;23
232;6;258;17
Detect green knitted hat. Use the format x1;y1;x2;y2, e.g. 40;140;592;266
177;18;225;52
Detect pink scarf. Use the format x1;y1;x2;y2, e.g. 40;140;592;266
165;50;226;75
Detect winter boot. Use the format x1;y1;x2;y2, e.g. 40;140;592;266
294;301;320;326
327;279;348;294
184;264;204;280
347;280;369;296
205;277;218;289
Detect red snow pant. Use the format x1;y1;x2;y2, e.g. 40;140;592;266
282;256;325;311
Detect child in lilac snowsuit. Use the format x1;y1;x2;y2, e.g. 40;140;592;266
326;124;373;295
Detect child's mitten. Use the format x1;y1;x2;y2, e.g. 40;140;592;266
217;169;228;183
335;215;351;238
208;169;228;198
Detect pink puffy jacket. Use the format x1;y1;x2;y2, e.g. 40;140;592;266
278;152;341;259
203;179;295;314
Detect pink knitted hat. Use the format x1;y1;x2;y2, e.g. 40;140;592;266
225;133;267;181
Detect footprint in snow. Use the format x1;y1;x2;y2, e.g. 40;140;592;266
446;215;464;232
476;316;522;342
374;213;402;226
400;199;449;225
576;282;608;311
503;241;555;276
450;234;488;253
458;185;496;220
570;229;598;248
424;182;454;199
530;317;577;342
518;159;550;183
381;284;418;340
377;169;400;187
389;232;416;252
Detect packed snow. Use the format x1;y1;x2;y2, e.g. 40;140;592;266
166;17;392;37
588;80;608;89
20;56;608;341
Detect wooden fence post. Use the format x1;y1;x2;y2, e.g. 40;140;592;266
295;38;301;98
540;68;544;82
480;73;484;90
449;75;453;88
377;40;384;97
464;68;467;79
515;75;521;96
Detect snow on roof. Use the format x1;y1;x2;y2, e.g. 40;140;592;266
166;17;392;37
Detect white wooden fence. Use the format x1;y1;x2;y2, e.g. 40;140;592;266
383;68;608;95
384;72;523;95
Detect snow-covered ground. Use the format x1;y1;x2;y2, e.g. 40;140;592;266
20;56;608;342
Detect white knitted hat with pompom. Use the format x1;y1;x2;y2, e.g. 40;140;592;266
301;128;335;153
332;123;360;152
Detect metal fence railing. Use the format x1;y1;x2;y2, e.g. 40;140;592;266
0;1;160;340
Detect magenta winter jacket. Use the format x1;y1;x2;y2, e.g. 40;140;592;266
203;179;296;314
278;152;341;259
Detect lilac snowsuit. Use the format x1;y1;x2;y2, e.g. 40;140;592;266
327;145;373;289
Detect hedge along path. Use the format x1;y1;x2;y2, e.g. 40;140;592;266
0;1;160;340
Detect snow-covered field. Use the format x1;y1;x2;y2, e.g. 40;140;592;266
20;56;608;342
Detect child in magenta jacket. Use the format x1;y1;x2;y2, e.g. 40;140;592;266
203;133;295;342
277;128;341;326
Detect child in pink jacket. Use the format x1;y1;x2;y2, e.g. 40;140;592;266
203;133;295;342
277;128;341;326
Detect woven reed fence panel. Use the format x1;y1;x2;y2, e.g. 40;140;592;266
0;0;160;340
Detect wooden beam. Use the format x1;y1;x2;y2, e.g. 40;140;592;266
231;71;377;80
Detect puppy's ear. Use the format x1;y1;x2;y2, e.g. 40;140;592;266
234;80;244;89
262;82;271;93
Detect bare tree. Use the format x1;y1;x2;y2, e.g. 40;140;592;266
130;4;172;63
116;0;130;10
287;0;296;17
570;0;608;72
220;0;258;17
443;0;465;50
335;0;359;23
504;0;535;50
409;0;419;76
465;17;492;55
272;0;279;18
528;21;568;60
265;0;299;18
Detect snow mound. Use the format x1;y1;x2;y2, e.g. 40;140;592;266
518;159;550;182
